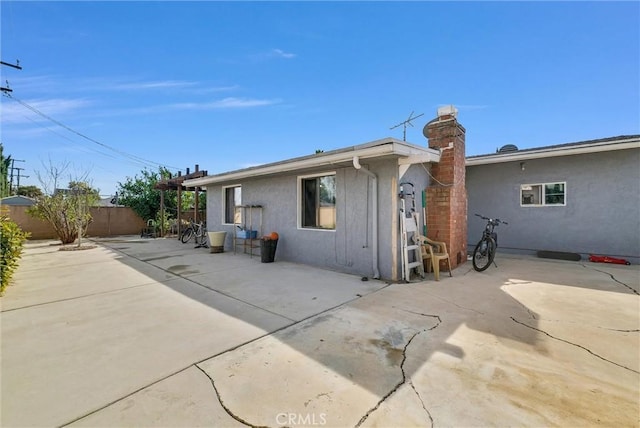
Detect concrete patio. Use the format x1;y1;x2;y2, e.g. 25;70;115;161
1;236;638;427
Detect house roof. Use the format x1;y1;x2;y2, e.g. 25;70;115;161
466;135;640;166
184;138;441;187
0;195;36;206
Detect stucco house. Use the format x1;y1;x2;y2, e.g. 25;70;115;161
466;135;640;264
185;107;468;281
186;105;638;279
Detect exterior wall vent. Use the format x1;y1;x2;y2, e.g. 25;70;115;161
497;144;519;153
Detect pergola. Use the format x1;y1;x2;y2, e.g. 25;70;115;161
154;164;207;237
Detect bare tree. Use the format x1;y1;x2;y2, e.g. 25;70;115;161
27;160;99;246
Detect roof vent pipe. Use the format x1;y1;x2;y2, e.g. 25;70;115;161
353;156;380;279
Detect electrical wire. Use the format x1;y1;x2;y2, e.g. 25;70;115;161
3;92;183;172
3;111;177;191
420;156;466;188
5;111;125;164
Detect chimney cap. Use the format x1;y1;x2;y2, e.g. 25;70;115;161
437;105;458;118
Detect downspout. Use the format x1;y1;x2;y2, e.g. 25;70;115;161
353;156;380;279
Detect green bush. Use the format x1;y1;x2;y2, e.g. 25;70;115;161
1;215;29;294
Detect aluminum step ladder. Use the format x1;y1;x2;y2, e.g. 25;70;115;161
400;183;425;282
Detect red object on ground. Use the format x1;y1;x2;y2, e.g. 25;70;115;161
589;255;631;265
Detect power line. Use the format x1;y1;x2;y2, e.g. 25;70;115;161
3;92;183;172
5;109;151;168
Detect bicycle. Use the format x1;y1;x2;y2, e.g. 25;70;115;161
472;214;508;272
180;220;208;248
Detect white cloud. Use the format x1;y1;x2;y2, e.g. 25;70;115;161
105;80;240;95
196;85;240;94
0;126;52;139
246;49;297;62
1;93;280;125
169;97;282;110
4;76;236;96
62;96;280;118
113;80;199;90
272;49;296;59
3;75;58;93
0;98;91;124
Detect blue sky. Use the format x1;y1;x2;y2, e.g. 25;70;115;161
1;1;638;197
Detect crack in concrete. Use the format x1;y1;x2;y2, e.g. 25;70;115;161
511;298;538;320
355;314;442;427
0;283;155;313
59;366;194;427
410;380;434;427
511;317;640;374
395;307;446;320
580;264;639;295
194;308;442;428
194;364;267;428
460;265;479;276
500;282;538;320
405;291;486;315
354;330;422;427
530;318;639;333
56;282;399;426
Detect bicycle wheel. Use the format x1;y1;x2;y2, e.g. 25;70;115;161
472;237;496;272
180;227;194;244
194;231;207;247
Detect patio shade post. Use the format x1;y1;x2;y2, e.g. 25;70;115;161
194;164;200;225
177;186;182;239
160;190;165;237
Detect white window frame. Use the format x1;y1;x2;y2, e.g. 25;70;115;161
520;182;566;207
297;171;337;232
221;184;242;225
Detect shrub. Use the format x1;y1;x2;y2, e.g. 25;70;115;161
27;181;98;246
0;215;29;294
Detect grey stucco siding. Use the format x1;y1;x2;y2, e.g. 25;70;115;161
466;148;640;263
248;168;374;276
205;162;377;279
205;159;434;280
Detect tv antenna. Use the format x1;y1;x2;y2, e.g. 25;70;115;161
390;111;424;141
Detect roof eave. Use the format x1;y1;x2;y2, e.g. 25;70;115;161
466;138;640;166
184;140;439;187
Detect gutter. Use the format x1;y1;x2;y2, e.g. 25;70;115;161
184;141;439;187
352;156;380;280
466;139;639;166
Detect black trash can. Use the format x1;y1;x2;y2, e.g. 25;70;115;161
260;238;278;263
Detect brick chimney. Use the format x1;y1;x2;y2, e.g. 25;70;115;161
423;105;467;268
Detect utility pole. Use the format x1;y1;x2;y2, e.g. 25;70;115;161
9;159;26;195
15;168;29;194
0;60;22;93
2;59;24;193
